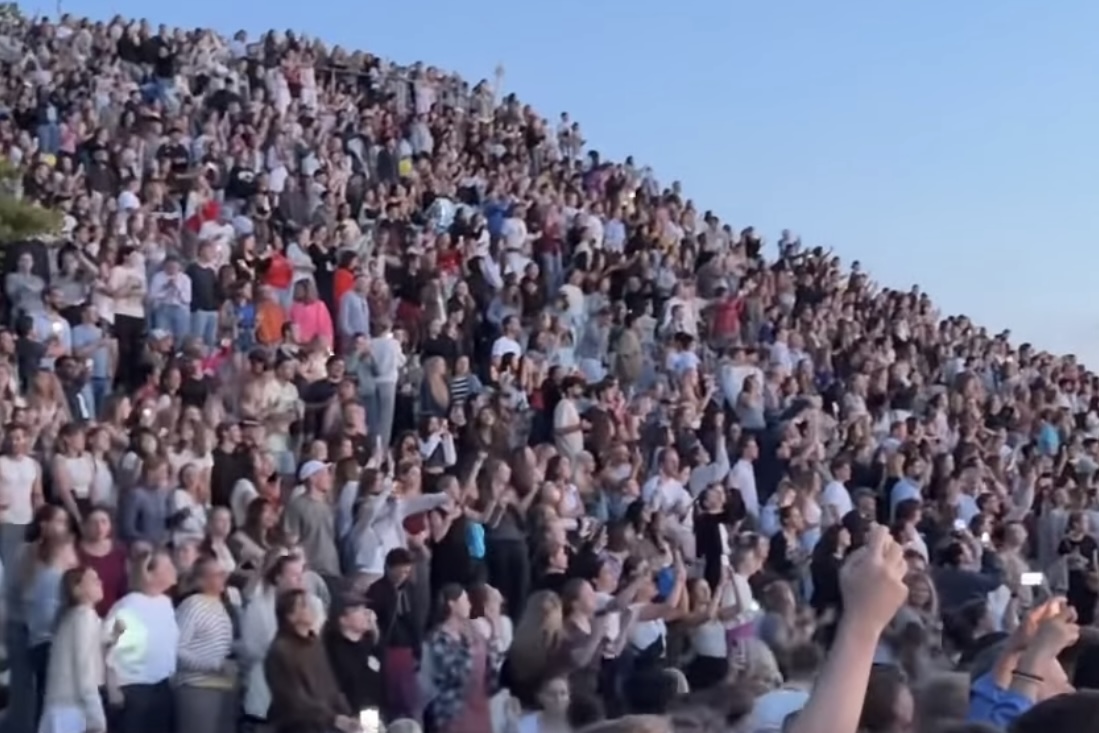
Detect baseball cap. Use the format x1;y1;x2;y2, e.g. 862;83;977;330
298;460;330;482
333;591;368;619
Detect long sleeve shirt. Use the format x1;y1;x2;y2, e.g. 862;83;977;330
337;291;370;339
289;300;334;346
175;593;234;688
369;333;406;383
42;605;106;731
149;270;193;308
121;486;172;547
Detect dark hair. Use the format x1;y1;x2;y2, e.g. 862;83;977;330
467;582;492;619
859;665;910;733
385;547;414;569
274;588;308;632
431;583;465;627
59;566;92;617
264;553;302;587
25;504;67;543
1009;691;1099;733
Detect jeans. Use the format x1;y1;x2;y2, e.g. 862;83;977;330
541;251;564;291
89;377;111;418
36;123;60;154
374;382;397;449
191;310;219;348
175;685;237;733
115;680;175;733
153;304;190;345
2;622;32;733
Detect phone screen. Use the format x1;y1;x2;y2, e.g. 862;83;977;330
359;708;380;733
1020;572;1044;587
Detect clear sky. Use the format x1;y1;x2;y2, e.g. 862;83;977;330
47;0;1099;363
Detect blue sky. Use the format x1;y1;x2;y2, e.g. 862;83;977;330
50;0;1099;363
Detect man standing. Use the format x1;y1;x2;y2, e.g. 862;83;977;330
283;460;340;582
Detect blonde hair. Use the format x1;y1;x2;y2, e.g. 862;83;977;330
506;590;565;686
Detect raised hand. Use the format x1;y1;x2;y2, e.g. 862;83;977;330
839;524;908;636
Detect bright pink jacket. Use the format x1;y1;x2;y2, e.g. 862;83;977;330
289;299;334;346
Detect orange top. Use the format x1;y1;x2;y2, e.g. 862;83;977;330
256;300;286;345
333;268;355;309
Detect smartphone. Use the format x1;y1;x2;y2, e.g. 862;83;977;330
359;708;380;733
953;519;967;532
1021;572;1045;587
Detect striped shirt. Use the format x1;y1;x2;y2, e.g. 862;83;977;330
175;594;235;688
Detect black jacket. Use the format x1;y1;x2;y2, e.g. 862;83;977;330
322;624;383;713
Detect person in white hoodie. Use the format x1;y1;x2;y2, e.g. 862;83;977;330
350;477;451;581
238;552;326;726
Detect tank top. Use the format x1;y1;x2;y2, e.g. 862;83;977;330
0;455;39;525
58;453;94;499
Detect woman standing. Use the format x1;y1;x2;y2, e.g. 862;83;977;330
51;423;97;525
229;498;278;575
264;589;356;733
103;549;180;733
106;246;147;392
38;566;111;733
174;555;237;733
170;464;209;547
0;423;44;591
1058;511;1099;625
77;508;128;617
424;584;503;733
24;533;78;726
240;553;327;726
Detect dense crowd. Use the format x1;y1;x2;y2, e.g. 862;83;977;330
0;10;1093;733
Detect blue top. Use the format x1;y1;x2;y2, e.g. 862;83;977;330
968;673;1033;729
24;564;64;647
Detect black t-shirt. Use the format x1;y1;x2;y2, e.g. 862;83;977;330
158;142;191;177
225;165;258;201
15;338;44;390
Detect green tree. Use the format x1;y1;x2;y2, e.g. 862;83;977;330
0;159;61;241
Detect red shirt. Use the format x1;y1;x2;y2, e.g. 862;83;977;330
265;253;293;289
79;542;128;617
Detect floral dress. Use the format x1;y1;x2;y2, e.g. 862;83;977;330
427;625;502;733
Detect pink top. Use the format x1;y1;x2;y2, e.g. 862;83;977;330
289;300;334;346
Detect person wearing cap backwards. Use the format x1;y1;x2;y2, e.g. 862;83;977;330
283;459;341;584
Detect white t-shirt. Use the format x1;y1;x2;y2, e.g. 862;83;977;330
730;459;759;518
553;398;583;458
0;455;39;525
820;480;853;525
627;603;666;650
104;592;179;686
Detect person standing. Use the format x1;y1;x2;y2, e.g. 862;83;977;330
365;548;428;722
423;584;502;733
103;549;180;733
0;423;44;582
323;592;383;716
186;241;223;348
174;555;238;733
39;566;114;733
265;589;358;733
370;318;406;448
283;460;341;582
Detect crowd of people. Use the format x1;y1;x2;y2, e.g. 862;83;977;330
0;9;1093;733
